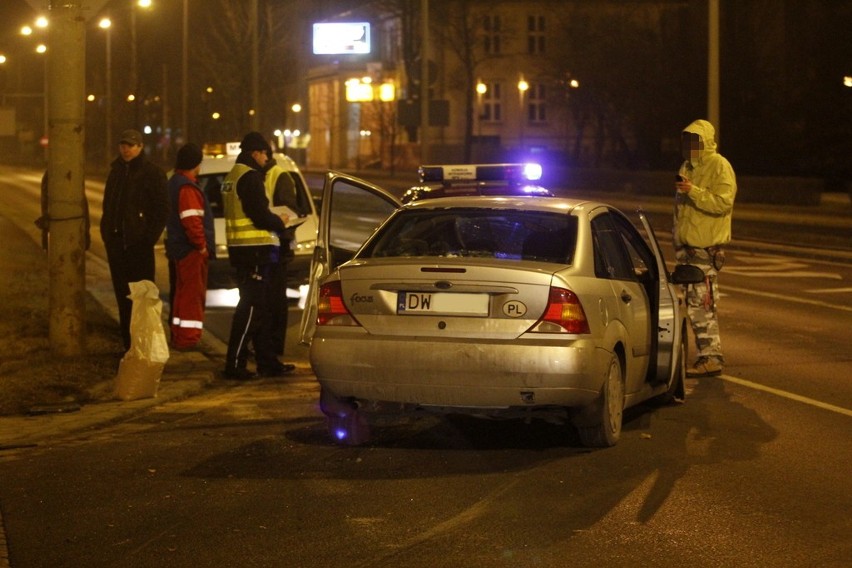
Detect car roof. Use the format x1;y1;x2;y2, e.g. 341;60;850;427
401;194;603;215
197;155;236;175
196;152;301;175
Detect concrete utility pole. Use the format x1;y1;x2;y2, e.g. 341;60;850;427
708;0;720;138
420;0;430;164
251;0;259;131
46;0;88;356
181;0;189;141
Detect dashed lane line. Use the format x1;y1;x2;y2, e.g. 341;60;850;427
720;374;852;418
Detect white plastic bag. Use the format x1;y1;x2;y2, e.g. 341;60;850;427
114;280;170;401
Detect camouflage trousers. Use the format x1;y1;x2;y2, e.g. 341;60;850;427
676;246;724;363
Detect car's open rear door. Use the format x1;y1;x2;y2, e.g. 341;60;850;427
299;172;401;345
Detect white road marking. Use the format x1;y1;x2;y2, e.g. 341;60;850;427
724;270;842;279
720;374;852;418
724;284;852;313
804;286;852;294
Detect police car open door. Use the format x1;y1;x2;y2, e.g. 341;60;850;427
299;172;401;345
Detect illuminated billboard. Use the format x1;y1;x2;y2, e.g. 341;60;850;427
312;22;371;55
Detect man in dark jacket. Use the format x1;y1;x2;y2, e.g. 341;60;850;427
221;132;294;379
100;129;169;350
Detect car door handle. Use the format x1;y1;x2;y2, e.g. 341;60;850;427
620;290;632;303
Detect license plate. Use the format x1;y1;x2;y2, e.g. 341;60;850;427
397;292;489;316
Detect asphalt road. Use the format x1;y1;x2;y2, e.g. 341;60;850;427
1;165;850;567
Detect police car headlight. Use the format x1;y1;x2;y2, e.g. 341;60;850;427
295;239;316;254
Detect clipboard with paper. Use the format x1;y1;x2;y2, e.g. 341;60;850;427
271;205;308;228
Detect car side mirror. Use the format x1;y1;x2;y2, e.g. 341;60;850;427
670;264;705;285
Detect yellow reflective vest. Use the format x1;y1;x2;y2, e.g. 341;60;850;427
222;163;280;247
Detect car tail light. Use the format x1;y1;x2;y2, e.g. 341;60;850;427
317;281;360;326
529;287;590;334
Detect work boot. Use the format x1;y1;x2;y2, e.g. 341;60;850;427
257;362;296;378
687;357;723;378
223;368;258;381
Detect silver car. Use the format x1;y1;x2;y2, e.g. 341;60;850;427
300;165;703;448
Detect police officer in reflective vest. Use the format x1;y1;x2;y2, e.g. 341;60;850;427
221;132;294;379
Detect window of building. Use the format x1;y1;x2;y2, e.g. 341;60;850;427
483;14;502;55
527;82;546;123
527;15;545;54
481;82;502;122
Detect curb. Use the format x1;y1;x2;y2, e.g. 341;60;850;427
0;375;211;451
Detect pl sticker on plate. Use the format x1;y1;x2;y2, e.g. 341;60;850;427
502;300;527;318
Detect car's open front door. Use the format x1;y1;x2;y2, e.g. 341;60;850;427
299;172;401;345
637;210;683;385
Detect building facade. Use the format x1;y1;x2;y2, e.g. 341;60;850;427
304;1;584;171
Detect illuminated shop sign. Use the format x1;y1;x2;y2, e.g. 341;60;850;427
313;22;371;55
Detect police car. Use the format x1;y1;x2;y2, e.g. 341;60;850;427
299;163;704;448
194;143;318;289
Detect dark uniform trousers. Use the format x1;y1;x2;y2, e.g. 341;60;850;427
225;263;279;372
105;238;156;350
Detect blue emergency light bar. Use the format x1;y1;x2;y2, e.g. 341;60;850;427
419;163;543;184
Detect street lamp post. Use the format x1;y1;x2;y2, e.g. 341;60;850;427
99;18;112;166
475;80;486;158
130;0;153;128
518;76;529;151
37;43;48;160
290;102;302;162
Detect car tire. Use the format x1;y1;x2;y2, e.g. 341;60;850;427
654;325;687;406
573;352;624;448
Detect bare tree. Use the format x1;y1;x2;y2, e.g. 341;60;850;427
430;0;511;162
545;1;689;168
190;0;307;142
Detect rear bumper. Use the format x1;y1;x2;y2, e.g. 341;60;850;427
310;331;607;409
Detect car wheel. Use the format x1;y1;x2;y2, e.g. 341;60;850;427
320;387;371;446
654;326;687;405
573;352;624;447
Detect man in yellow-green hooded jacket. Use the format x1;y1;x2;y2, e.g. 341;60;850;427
674;119;737;378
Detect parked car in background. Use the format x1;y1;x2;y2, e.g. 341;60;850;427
299;164;704;448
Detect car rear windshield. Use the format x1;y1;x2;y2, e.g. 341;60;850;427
362;208;578;264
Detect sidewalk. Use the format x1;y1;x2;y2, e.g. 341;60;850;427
0;215;227;452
